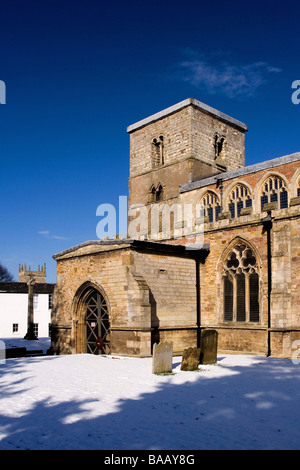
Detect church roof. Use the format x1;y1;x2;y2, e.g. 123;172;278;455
0;282;55;294
53;239;210;262
180;152;300;193
127;97;248;133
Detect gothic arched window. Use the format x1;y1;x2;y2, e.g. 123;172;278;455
152;135;164;168
214;134;226;159
149;183;164;203
156;184;163;202
200;191;221;223
227;184;252;219
260;175;288;210
223;243;259;323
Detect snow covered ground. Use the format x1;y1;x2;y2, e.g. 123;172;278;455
0;338;300;450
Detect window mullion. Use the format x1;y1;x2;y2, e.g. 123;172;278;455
245;273;250;322
233;276;237;322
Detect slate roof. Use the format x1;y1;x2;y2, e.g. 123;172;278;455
0;282;55;294
180;152;300;193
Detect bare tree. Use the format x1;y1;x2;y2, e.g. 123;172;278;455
0;263;14;282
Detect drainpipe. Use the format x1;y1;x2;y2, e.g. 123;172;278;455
195;257;201;348
187;246;209;351
261;211;273;357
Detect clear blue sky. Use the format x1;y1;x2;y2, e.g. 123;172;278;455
0;0;299;283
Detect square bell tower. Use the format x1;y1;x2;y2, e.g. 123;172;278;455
127;98;248;207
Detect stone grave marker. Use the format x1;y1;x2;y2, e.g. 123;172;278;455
0;340;5;365
200;329;218;364
180;347;201;371
152;341;173;374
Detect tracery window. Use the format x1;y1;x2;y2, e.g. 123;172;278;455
223;243;259;323
200;191;221;223
260;175;288;210
152;135;164;167
228;184;252;219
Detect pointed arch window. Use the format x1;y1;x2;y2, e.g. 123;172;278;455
149;183;164;202
227;184;252;219
152;135;164;167
214;134;226;159
223;243;259;323
200;191;221;223
260;175;288;210
156;184;163;202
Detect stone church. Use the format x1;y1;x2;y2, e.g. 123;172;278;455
51;98;300;358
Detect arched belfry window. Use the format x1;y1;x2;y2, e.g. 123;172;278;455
152;135;164;167
200;191;221;222
214;134;226;159
223;242;260;323
149;183;164;202
260;175;288;210
156;184;163;201
228;184;252;219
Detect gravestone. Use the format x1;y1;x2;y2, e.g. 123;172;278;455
152;341;173;374
180;347;201;371
0;340;5;365
200;330;218;364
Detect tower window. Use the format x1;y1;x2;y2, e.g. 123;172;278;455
214;134;226;159
156;185;163;202
149;184;164;203
152;135;164;167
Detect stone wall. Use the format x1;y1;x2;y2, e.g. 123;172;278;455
52;242;199;356
52;97;300;359
128;100;246;207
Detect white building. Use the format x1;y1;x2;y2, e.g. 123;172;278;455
0;282;55;338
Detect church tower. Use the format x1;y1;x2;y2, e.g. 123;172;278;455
18;264;47;283
127;98;248;208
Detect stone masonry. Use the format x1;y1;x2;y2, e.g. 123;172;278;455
51;98;300;358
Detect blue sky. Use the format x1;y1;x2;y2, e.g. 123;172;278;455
0;0;299;283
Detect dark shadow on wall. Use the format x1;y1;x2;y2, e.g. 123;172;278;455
150;289;159;353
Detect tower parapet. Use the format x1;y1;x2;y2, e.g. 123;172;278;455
18;263;47;283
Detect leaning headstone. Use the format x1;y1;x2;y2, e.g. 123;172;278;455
200;330;218;364
180;347;201;371
152;341;173;374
